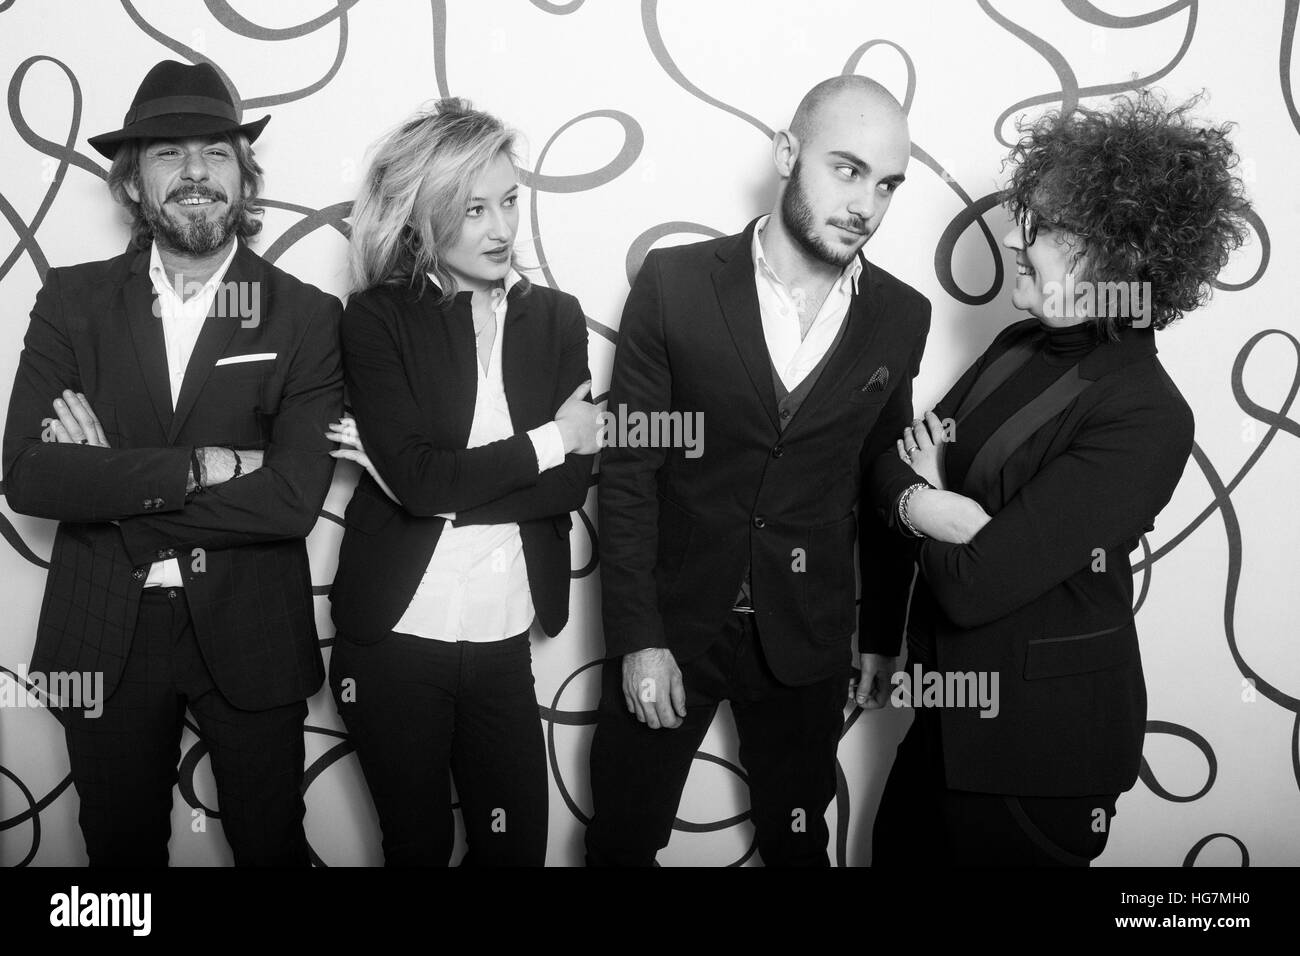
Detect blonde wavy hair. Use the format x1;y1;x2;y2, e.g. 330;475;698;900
348;98;521;299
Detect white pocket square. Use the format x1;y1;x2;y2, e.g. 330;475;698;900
215;352;277;366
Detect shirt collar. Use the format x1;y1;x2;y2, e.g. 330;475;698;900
148;240;238;299
752;214;862;295
426;267;524;308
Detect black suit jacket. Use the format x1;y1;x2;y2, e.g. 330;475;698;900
328;280;594;645
3;241;343;711
868;317;1195;796
599;219;932;685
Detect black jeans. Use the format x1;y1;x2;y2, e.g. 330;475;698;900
872;704;1119;866
62;587;310;866
585;612;850;866
329;630;547;866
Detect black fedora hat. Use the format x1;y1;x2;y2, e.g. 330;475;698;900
88;60;269;159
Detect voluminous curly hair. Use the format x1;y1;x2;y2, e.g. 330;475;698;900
1002;89;1252;337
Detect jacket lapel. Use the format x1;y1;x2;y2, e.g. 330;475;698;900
953;323;1042;423
501;282;543;429
712;222;780;432
122;248;175;439
960;325;1160;506
167;242;253;443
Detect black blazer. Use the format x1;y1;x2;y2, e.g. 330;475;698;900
3;242;343;710
868;317;1195;796
328;279;594;645
599;219;932;685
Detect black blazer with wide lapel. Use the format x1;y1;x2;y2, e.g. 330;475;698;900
867;317;1195;795
329;279;595;645
599;218;933;684
5;241;344;710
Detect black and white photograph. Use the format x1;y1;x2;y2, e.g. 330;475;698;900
0;0;1293;937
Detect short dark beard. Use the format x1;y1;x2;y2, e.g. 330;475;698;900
139;185;243;256
780;157;864;269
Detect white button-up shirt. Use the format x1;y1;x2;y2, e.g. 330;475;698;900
393;271;567;642
751;214;862;392
143;240;238;588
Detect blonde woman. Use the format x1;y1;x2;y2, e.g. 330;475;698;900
326;98;599;866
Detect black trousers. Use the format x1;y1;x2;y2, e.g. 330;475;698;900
62;587;310;866
585;612;850;866
329;630;548;866
872;703;1119;866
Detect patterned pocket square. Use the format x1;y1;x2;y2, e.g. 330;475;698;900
862;365;890;393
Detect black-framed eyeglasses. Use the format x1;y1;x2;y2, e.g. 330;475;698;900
1018;207;1087;247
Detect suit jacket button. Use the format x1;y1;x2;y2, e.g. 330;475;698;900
752;515;766;529
771;444;784;458
131;568;146;581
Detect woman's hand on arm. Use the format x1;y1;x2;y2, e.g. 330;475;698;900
327;416;400;504
897;410;949;490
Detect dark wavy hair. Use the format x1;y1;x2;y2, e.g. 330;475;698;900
106;132;265;251
1002;89;1252;337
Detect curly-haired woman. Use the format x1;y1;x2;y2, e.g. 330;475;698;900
861;90;1252;866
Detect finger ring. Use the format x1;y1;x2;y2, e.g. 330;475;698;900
906;444;918;455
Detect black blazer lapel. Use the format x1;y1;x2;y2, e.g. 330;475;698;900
167;243;252;443
953;324;1042;423
961;325;1160;506
712;222;780;432
501;283;547;429
121;248;175;439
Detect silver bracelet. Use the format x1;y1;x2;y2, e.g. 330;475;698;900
898;482;930;538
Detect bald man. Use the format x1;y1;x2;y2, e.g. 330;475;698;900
588;76;932;866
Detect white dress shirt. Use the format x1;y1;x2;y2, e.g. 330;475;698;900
751;214;863;392
143;240;238;588
393;271;567;642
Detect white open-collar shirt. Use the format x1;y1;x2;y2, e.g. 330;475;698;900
751;214;862;392
393;270;567;642
143;239;238;588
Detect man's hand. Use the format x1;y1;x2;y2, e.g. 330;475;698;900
196;447;266;488
905;488;991;544
42;390;109;446
851;653;898;709
554;381;600;455
621;647;687;729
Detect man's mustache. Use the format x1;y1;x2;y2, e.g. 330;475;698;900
829;217;870;236
165;187;228;204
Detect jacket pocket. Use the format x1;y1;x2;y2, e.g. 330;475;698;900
801;513;857;640
1023;622;1133;680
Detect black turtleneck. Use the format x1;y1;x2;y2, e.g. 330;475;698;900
942;320;1101;493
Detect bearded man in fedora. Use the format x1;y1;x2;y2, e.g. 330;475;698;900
2;60;343;865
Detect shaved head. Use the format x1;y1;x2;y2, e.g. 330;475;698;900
763;75;912;272
789;75;907;146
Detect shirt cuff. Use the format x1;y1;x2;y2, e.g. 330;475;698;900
527;421;566;473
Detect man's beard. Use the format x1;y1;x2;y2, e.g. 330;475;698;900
140;186;244;256
780;158;868;269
